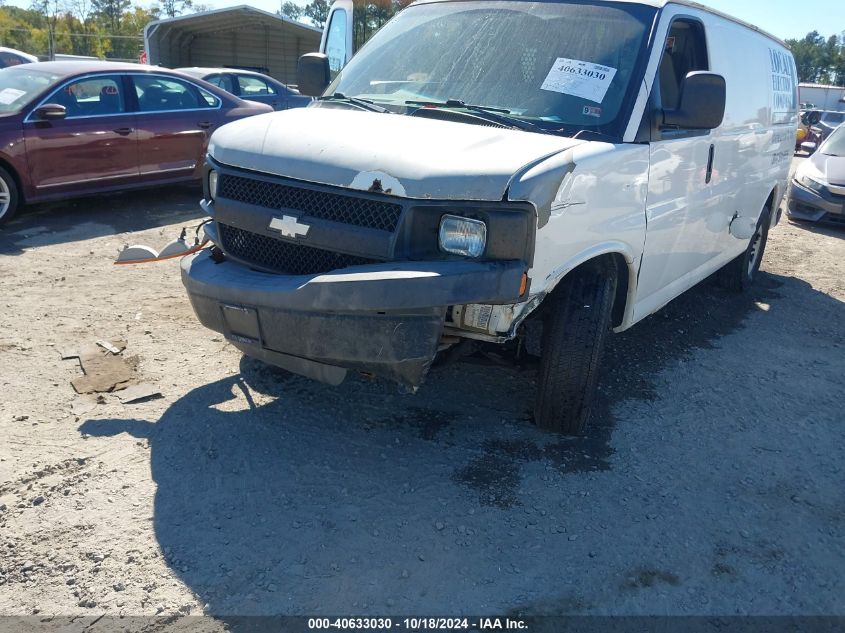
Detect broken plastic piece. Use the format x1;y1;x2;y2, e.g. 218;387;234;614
158;237;191;258
114;240;208;265
115;245;159;263
96;339;122;355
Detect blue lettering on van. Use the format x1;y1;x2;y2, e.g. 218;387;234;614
769;48;797;118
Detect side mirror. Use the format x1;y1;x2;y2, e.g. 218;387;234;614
33;103;67;121
662;71;726;130
297;53;331;97
801;141;817;154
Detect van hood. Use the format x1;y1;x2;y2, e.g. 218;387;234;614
208;107;585;201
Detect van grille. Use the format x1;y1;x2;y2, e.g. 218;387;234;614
218;174;403;232
219;223;380;276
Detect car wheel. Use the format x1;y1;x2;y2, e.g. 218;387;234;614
0;166;20;227
719;209;771;292
534;258;617;436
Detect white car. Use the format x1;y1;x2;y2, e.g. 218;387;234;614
0;47;38;68
181;0;798;435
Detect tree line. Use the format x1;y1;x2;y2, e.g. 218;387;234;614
278;0;413;40
2;0;844;89
0;0;211;60
785;31;845;85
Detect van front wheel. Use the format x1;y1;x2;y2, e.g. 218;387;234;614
534;259;617;436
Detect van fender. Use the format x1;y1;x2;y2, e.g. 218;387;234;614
730;184;780;239
766;183;782;228
533;241;640;332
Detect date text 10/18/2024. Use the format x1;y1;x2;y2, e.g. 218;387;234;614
307;618;529;630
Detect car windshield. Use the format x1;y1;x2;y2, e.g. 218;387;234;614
822;112;845;125
329;0;656;136
820;125;845;156
0;67;62;113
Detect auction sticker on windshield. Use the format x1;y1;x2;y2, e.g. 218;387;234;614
0;88;26;105
541;58;617;104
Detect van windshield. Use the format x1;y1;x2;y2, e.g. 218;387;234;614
329;0;657;136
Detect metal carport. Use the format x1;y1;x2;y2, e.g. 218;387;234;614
144;6;322;85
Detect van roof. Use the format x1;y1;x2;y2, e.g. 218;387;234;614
414;0;788;48
661;0;786;47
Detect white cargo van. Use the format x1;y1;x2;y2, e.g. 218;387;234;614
182;0;798;435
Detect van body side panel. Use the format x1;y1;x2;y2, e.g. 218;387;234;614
510;142;650;304
634;5;796;322
704;16;797;259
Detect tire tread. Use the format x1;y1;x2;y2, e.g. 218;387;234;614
534;259;617;435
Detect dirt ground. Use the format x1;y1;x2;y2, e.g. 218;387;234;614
0;160;843;623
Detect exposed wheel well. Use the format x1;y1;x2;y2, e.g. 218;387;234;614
765;188;777;210
761;186;779;227
549;253;630;329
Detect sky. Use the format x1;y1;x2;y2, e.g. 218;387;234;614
2;0;844;41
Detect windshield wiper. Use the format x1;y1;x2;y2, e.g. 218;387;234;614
319;93;390;113
405;99;549;134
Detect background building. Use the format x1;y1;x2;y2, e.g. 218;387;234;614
144;5;322;85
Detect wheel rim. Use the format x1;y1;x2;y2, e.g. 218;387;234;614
747;225;764;277
0;177;9;220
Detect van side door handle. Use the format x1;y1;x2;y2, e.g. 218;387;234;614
705;144;715;184
198;121;212;130
113;127;134;136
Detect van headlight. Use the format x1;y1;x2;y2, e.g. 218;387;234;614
439;215;487;258
208;170;219;201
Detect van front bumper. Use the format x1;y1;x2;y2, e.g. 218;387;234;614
181;251;526;387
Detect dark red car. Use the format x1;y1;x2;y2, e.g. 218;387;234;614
0;61;272;226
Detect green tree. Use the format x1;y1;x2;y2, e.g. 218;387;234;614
29;0;66;57
91;0;130;31
303;0;327;28
157;0;195;19
786;31;845;85
0;7;45;53
279;1;302;21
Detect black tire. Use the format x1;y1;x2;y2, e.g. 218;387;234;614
718;209;770;293
534;258;617;436
0;166;20;228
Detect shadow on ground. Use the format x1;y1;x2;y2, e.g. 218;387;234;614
78;271;844;618
787;218;845;239
0;184;203;256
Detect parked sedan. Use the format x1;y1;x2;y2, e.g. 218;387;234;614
817;111;845;139
177;67;311;111
0;47;38;68
0;61;271;226
787;123;845;226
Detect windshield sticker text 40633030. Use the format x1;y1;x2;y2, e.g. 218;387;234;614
540;58;618;104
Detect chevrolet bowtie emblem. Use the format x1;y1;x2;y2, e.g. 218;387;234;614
269;215;310;238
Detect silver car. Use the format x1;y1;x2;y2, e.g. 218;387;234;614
787;123;845;226
177;67;311;111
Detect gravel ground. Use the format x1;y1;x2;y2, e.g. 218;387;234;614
0;160;843;622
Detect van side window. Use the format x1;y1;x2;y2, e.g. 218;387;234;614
325;10;348;77
659;19;709;110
